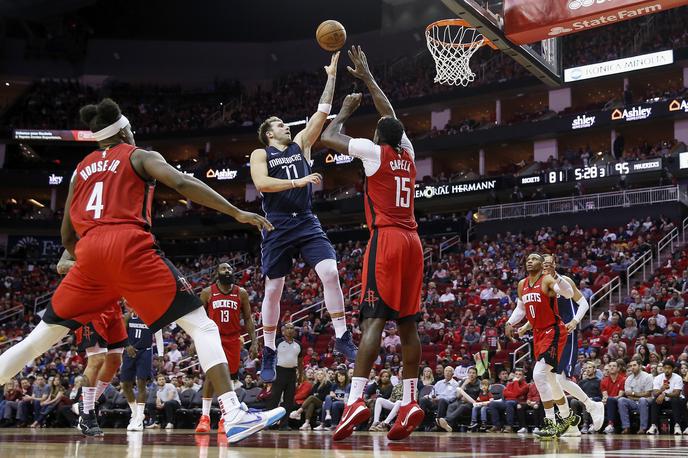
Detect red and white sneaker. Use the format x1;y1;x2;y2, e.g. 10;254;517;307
333;398;370;441
195;415;211;433
387;402;424;441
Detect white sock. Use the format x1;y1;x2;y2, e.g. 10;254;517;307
263;329;276;351
332;316;347;339
218;391;241;422
544;407;555;421
128;401;137;416
558;375;591;408
401;378;417;406
202;398;212;417
347;377;367;406
137;403;145;419
558;400;570;418
83;386;97;413
95;380;109;400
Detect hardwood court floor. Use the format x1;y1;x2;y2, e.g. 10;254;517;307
1;428;688;457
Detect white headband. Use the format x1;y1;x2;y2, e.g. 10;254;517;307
92;115;129;141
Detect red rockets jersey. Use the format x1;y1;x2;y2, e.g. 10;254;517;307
206;283;242;337
521;274;560;330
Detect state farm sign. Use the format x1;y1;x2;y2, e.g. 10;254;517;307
504;0;688;45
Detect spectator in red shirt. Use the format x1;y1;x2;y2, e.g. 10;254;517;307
601;313;623;341
600;361;626;433
488;368;529;432
437;344;460;364
525;382;544;431
589;327;604;347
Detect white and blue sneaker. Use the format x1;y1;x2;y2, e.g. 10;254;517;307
334;330;358;361
224;404;286;444
260;347;277;382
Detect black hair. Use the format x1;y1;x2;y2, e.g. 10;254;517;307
79;98;122;132
663;359;675;368
376;116;405;149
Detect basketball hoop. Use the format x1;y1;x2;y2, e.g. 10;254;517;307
425;19;497;87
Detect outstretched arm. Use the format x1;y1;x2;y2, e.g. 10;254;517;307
320;93;363;154
295;52;339;158
249;148;322;193
60;175;78;258
347;46;395;118
132;149;273;231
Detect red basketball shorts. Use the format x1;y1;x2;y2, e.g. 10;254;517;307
75;303;128;351
533;322;568;368
221;334;242;375
44;225;201;333
359;227;423;323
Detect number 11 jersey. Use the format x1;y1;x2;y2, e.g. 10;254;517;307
262;143;312;216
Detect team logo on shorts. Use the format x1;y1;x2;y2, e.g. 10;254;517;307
363;289;379;308
82;324;93;341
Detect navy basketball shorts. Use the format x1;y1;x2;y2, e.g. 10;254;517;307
261;213;336;279
557;329;578;377
120;348;153;382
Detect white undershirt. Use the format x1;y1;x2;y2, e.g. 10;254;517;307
348;133;415;176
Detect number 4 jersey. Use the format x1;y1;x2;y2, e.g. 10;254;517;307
70;143;155;237
348;133;417;231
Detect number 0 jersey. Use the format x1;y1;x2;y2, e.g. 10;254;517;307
70;143;155;237
521;274;561;330
348;133;417;231
206;283;243;338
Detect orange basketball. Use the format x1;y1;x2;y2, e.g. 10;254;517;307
316;20;346;52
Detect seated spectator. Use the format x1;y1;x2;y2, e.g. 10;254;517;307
315;368;349;430
148;375;181;430
370;367;405;432
525;381;543;433
647;360;687;435
289;369;331;430
665;291;685;310
294;369;315;407
488;368;529;433
636;335;656;354
606;333;627;360
382;326;401;353
418;367;435;393
438;344;460;364
463;325;481;346
419;366;458;431
437;367;480;432
650;306;667;330
601;313;622;341
468;378;493;432
617;358;653;434
1;378;28;427
438;287;456;306
644;317;664;336
621;317;639;341
601;361;626;434
31;375;66;428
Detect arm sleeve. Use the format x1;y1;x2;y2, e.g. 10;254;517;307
553;277;574;299
399;132;415;160
572;296;590;323
348;138;381;176
155;330;164;356
507;299;526;326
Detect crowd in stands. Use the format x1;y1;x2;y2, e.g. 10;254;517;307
2;214;688;433
5;7;687;135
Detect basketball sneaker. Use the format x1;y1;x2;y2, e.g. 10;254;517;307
561;425;581;437
588;400;604;432
218;418;225;435
388;402;425;440
556;412;581;436
224;404;286;444
78;411;104;437
195;414;211;433
129;413;144;432
260;347;277;383
334;330;358;361
333;398;370;441
534;418;558;440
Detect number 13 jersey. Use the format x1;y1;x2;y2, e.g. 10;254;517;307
206;283;243;338
70;143;155;237
349;133;417;231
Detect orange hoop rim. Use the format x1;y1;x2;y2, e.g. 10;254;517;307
425;19;498;50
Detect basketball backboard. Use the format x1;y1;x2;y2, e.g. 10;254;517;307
439;0;563;86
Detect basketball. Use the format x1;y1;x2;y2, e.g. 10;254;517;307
316;20;346;51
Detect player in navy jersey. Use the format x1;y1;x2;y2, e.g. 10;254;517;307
249;52;356;381
517;254;604;434
121;308;157;431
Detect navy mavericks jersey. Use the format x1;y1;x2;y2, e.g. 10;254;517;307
557;295;576;324
128;313;153;350
262;143;312;216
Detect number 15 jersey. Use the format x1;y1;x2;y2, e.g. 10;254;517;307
349;133;417;231
70;143;155;237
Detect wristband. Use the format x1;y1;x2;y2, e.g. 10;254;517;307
318;103;332;115
291;179;296;188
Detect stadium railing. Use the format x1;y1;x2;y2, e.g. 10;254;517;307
0;304;24;324
588;276;622;322
626;250;654;296
478;185;681;221
439;235;461;259
656;227;680;268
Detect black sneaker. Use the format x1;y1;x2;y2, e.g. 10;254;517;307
469;422;479;432
334;331;358;361
555;412;581;436
534;418;558;440
78;411;104;437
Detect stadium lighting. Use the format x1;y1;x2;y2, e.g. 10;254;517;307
28;199;44;208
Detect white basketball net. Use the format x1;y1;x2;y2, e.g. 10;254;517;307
426;22;487;87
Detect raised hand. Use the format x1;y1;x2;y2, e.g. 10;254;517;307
347;45;372;81
341;93;363;112
324;51;340;78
